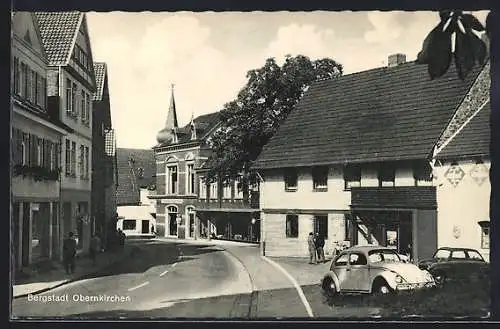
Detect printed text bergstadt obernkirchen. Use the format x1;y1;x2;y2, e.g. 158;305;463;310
27;293;132;303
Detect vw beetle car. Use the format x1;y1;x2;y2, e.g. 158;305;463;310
418;247;489;285
321;245;435;296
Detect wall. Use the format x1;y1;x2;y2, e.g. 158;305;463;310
434;160;490;261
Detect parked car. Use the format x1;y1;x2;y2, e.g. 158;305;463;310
418;247;489;285
321;245;435;296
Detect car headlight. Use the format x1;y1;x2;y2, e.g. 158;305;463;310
395;274;404;283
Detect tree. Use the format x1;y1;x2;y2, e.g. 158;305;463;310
204;55;343;200
416;11;492;80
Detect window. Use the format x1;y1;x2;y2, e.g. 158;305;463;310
37;140;42;166
368;249;402;263
344;165;361;189
26;68;33;102
349;252;367;266
167;165;178;194
314;215;328;240
433;249;451;259
234;176;243;199
378;166;395;187
86;93;91;122
21;141;27;165
36;73;43;107
451;250;467;259
85;146;89;179
335;253;349;266
122;220;136;230
21;62;28;98
49;144;54;170
13;57;20;95
66;79;72;115
186;163;195;194
467;250;485;261
65;140;71;175
81;90;86;121
312;166;328;190
199;176;207;199
79;145;85;178
210;182;218;199
72;83;78;117
223;181;231;199
30;70;36;103
284;168;298;191
481;227;490;249
71;141;76;176
286;214;299;238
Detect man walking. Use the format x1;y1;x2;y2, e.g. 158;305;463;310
315;232;326;263
308;232;317;264
63;232;77;274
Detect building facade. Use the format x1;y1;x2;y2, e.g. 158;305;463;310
11;12;70;269
253;54;490;261
116;148;156;237
91;62;117;246
151;87;260;241
35;12;97;253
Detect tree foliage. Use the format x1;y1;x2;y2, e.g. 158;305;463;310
204;55;343;188
416;11;491;80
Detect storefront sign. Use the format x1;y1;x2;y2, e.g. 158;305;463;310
161;199;184;204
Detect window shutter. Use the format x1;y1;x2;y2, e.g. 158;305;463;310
54;142;60;171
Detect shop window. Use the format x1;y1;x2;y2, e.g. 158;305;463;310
344;165;361;189
284;168;298;191
123;220;136;230
199;176;207;199
314;215;328;240
312;166;328;190
286;214;299;238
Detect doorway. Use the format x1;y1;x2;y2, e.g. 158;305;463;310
141;220;149;234
168;206;178;236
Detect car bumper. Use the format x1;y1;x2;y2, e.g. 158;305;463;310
396;281;436;291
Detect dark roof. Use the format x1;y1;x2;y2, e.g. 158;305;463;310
156;111;221;148
116;148;156;205
93;62;107;101
253;61;484;169
436;102;490;160
34;12;82;66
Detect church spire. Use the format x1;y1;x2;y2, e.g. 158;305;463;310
156;83;180;144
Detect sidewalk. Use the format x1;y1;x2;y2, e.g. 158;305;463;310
12;245;135;298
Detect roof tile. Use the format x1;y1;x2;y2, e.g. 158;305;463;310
93;62;106;101
116;148;156;205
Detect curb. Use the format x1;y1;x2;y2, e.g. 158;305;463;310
13;246;136;299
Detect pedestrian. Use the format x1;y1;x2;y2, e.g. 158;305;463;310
89;233;101;266
315;232;326;263
63;232;77;274
151;224;155;236
118;228;126;249
308;232;317;264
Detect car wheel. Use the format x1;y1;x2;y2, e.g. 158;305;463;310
322;277;337;297
372;278;392;295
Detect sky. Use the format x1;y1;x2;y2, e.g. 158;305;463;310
86;11;489;149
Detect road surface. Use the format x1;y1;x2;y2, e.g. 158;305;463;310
12;239;380;319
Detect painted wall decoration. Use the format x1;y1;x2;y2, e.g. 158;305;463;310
453;225;461;239
444;164;466;187
469;162;489;186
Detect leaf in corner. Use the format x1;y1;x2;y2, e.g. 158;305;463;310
454;31;476;80
426;26;453;79
461;14;485;32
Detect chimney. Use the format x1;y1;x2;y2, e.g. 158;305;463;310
388;53;406;67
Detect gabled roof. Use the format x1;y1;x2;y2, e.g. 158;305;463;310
436;101;490;160
253;60;484;170
155;111;221;148
34;12;82;66
12;12;49;62
116;148;156;206
93;62;107;101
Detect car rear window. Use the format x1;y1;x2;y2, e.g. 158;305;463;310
466;250;485;261
368;249;402;263
451;250;467;259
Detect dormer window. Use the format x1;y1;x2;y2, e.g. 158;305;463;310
344;165;361;189
378;166;395;187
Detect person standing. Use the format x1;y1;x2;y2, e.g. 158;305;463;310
315;232;326;263
63;232;77;274
308;232;317;264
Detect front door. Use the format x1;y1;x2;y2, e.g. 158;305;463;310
189;213;195;238
141;220;149;234
343;252;370;292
